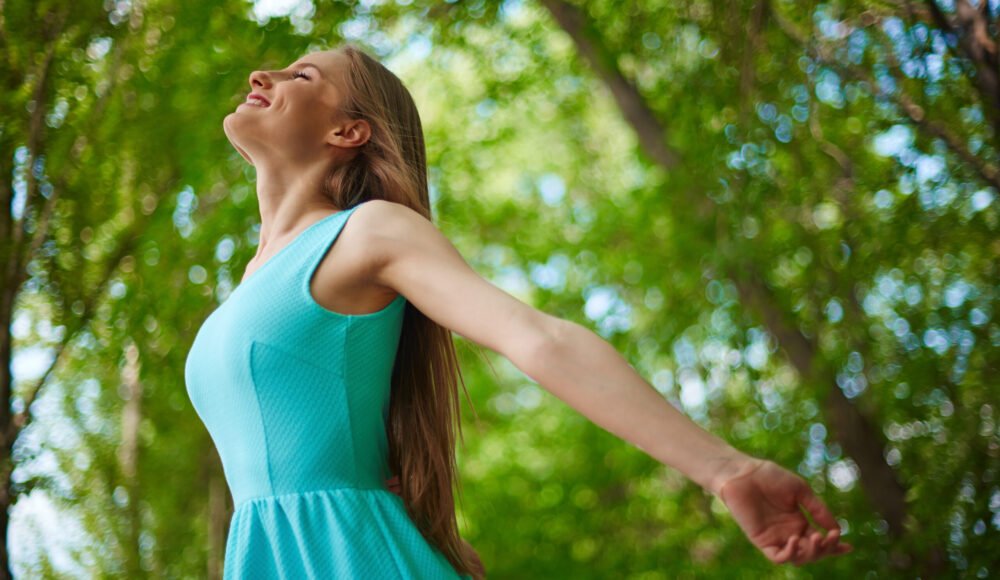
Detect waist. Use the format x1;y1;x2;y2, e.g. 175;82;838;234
233;485;400;511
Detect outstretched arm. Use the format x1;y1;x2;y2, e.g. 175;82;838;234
358;200;852;565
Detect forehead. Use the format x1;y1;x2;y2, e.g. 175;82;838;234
291;50;348;80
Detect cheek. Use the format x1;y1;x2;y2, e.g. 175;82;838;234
264;104;332;151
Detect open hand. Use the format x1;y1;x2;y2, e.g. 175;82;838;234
717;458;854;565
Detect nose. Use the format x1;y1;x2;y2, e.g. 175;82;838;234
248;69;271;89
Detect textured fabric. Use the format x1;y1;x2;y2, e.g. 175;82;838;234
185;201;472;579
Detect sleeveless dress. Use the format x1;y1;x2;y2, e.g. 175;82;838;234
184;201;473;579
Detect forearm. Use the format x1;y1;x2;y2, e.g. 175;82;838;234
514;318;753;495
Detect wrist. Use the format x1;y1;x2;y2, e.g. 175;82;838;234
704;451;760;497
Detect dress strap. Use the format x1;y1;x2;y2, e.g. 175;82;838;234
300;201;369;290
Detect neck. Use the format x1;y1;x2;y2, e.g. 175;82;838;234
250;158;341;255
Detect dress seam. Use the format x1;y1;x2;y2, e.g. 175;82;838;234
344;316;363;488
235;485;397;508
248;340;276;497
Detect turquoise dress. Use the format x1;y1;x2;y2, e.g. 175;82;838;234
185;201;472;579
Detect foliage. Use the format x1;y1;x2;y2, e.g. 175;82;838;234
4;0;997;578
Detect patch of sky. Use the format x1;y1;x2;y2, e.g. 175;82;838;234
537;173;565;206
107;0;133;26
12;344;55;384
698;38;720;59
515;384;542;410
828;458;859;491
873;188;894;210
904;282;923;306
922;327;953;355
881;16;907;46
756;102;777;123
791;104;809;123
46;98;69;129
583;285;632;335
475;98;498;118
872;124;913;157
500;0;525;20
914;154;946;184
109;280;127;299
340;14;372;42
918;181;958;211
215;237;236;263
925;52;944;81
847;29;867;65
529;253;569;291
969;307;989;327
744;339;769;370
188;265;208;285
396;31;432;64
494;265;533;300
970;189;995;212
11;146;29;220
825;298;844;323
743;327;772;370
677;367;707;410
652;368;674;395
775;115;794;143
87;37;112;61
791;84;810;104
172;186;197;239
813;6;844;40
251;0;315;34
960;105;985;127
815;69;845;108
10;375;94;577
571;199;595;225
672;335;698;368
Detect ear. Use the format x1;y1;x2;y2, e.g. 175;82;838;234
327;118;371;149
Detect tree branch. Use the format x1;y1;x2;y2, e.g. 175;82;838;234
770;2;1000;191
538;0;680;169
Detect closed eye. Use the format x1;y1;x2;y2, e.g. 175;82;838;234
292;70;310;80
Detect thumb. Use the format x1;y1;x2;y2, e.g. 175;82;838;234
797;483;839;531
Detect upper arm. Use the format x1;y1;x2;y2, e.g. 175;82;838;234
355;200;563;361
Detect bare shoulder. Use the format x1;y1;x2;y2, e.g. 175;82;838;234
350;199;441;267
355;198;560;360
351;198;432;234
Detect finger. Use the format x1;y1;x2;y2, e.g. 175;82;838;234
774;535;799;564
798;486;839;531
793;533;817;565
762;536;796;564
805;531;823;561
820;528;841;548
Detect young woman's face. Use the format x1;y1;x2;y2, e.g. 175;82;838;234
222;50;351;166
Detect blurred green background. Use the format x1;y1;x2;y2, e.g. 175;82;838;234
3;0;998;578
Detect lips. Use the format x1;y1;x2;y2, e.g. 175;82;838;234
245;93;271;107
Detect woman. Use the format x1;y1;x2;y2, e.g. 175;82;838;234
184;44;853;579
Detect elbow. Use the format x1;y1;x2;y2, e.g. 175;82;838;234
511;314;575;378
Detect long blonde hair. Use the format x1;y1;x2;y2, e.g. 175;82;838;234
320;44;485;579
